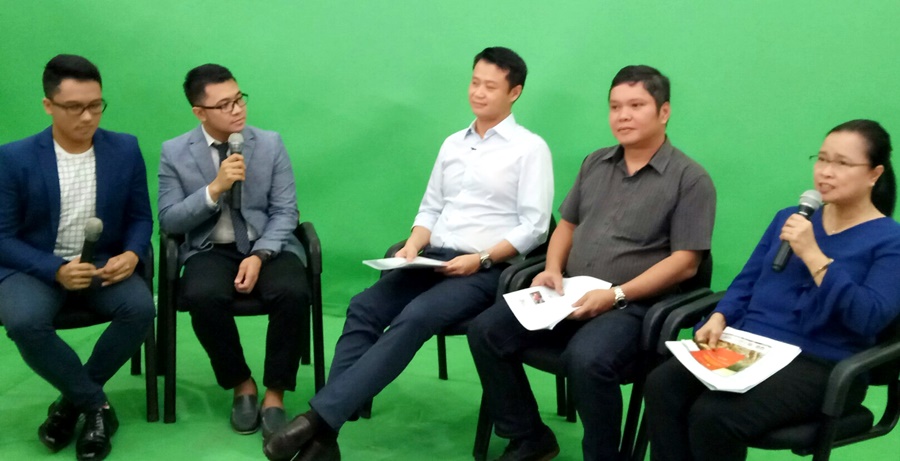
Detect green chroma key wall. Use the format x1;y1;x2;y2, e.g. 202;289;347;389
3;1;899;313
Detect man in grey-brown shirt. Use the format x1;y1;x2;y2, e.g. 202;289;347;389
467;65;715;461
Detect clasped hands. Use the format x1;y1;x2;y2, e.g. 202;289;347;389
55;251;140;290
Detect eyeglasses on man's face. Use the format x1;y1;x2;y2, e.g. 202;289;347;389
195;93;249;113
49;99;107;116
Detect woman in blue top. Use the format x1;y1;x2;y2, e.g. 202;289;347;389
644;119;900;461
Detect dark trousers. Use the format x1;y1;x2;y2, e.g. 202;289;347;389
0;272;155;411
309;247;504;430
180;245;310;391
467;299;649;461
644;355;867;461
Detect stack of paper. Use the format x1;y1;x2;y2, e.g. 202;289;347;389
503;276;612;330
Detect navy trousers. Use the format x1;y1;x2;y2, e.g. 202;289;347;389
467;299;649;461
0;272;155;411
310;247;504;430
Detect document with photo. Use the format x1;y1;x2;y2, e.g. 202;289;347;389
363;256;446;271
665;327;802;393
503;276;612;331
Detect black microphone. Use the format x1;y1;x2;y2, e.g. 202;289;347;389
772;190;823;272
228;132;244;210
81;217;103;265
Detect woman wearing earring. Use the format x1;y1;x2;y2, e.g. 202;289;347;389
643;119;900;461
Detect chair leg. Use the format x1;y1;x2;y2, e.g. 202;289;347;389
300;304;311;365
312;279;325;392
130;351;141;375
438;334;449;381
811;418;838;461
163;297;177;423
620;379;645;460
144;324;159;422
565;377;576;423
632;416;649;461
473;393;492;461
555;375;566;417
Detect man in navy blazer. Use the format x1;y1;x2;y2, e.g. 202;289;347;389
0;55;155;461
158;63;309;439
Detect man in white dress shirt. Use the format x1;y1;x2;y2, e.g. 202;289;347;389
264;46;554;461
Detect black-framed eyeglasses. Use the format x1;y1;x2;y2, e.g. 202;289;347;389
49;99;107;116
194;93;249;113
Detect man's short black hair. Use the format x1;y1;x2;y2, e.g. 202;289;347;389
609;65;670;111
184;64;235;106
42;54;102;98
473;47;527;91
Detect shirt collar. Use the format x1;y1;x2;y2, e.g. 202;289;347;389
201;125;221;147
465;113;517;141
600;137;674;174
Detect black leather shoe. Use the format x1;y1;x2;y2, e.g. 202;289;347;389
76;406;119;461
295;436;340;461
263;413;317;461
495;425;559;461
261;407;288;442
38;397;79;452
231;394;261;434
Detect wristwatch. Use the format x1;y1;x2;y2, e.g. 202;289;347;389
251;249;275;264
613;286;628;309
478;251;493;270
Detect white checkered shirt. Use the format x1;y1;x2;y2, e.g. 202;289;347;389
53;141;97;260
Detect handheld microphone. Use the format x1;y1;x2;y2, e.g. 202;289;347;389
81;217;103;265
228;132;244;210
772;190;823;272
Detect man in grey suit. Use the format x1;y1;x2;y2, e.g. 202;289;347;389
158;64;309;439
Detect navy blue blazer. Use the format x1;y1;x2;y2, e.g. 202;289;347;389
0;127;153;284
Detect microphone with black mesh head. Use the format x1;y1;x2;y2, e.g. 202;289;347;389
228;133;244;210
81;217;103;265
772;190;823;272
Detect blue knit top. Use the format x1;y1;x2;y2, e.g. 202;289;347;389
713;207;900;362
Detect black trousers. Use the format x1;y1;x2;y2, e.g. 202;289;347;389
644;355;867;461
180;244;310;391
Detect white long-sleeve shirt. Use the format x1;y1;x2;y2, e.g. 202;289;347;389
413;114;554;256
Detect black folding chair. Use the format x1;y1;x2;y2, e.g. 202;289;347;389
157;222;324;423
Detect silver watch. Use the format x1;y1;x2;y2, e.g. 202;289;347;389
478;251;493;270
613;286;628;309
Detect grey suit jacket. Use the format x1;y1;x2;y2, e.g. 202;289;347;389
158;125;303;265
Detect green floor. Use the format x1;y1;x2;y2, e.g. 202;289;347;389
1;313;897;461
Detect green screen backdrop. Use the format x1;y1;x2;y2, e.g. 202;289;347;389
3;1;899;314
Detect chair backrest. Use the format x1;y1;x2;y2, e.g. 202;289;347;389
525;216;557;260
871;315;900;385
680;250;713;293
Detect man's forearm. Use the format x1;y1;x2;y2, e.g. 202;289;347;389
544;219;575;274
619;250;702;301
